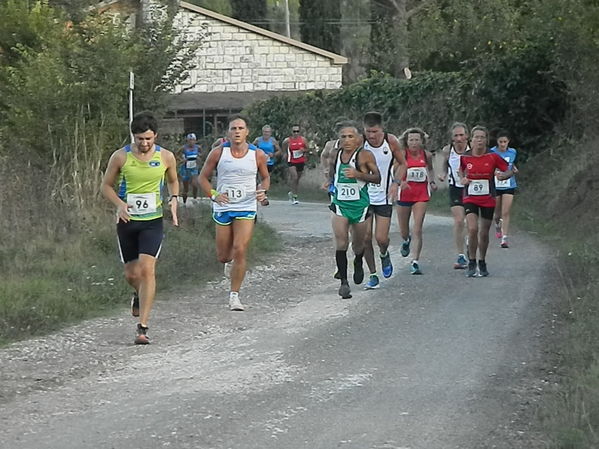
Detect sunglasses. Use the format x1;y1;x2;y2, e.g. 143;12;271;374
292;129;300;133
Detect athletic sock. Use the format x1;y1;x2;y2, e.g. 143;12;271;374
335;250;348;281
354;252;364;263
379;250;388;258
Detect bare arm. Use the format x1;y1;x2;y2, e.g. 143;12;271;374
344;150;380;184
101;149;130;222
389;134;409;190
255;149;271;202
273;139;282;158
425;150;438;191
163;150;180;226
438;145;450;182
198;147;227;204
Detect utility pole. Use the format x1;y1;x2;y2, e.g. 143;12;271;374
284;0;291;37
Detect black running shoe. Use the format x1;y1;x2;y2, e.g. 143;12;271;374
339;281;352;299
131;292;140;317
353;257;364;284
478;260;489;277
134;324;149;345
466;261;477;278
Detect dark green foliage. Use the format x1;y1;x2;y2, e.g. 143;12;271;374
299;0;341;53
231;0;268;29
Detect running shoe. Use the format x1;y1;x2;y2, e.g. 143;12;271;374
292;195;299;205
333;270;341;279
400;236;411;257
224;261;233;278
478;260;489;277
134;323;150;345
353;257;364;284
380;252;393;278
364;274;380;289
495;219;503;239
501;237;509;248
130;291;140;317
453;254;468;270
410;261;422;275
288;191;293;203
338;281;352;299
229;292;245;311
466;261;477;278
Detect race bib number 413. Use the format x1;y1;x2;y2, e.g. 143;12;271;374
337;183;360;201
468;179;490;195
127;193;157;215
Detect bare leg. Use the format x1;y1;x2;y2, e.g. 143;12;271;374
500;194;514;237
397;205;412;241
410;202;428;261
228;219;255;293
478;217;492;260
124;254;157;328
363;215;376;273
466;212;479;260
288;166;299;195
451;205;466;254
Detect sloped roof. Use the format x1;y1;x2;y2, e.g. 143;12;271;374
180;2;347;65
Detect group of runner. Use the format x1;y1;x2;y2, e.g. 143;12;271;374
102;111;519;344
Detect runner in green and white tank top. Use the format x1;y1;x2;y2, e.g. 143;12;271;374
331;148;370;224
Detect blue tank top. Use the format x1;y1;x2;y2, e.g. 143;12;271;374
256;137;275;166
490;146;518;189
182;144;200;161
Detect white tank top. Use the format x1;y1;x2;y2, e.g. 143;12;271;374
214;145;258;212
364;136;393;205
447;144;470;187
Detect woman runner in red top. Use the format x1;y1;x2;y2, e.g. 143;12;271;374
459;126;512;277
391;128;437;275
282;125;309;204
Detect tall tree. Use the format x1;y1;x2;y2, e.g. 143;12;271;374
231;0;269;29
299;0;341;53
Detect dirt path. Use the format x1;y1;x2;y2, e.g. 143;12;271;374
0;200;556;448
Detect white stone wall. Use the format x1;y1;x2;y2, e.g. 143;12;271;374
173;10;343;94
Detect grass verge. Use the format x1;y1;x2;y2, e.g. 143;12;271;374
0;203;281;346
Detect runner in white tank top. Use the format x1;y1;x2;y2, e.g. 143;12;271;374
199;116;270;312
361;112;407;289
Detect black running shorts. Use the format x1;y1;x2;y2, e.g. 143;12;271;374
369;204;393;218
117;218;164;263
463;203;494;220
449;185;464;207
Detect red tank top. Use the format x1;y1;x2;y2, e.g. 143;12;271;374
287;136;306;163
398;149;430;203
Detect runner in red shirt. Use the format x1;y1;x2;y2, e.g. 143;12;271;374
459;126;512;277
391;127;437;275
282;125;309;204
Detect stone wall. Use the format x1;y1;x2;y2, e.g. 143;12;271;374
173;9;344;94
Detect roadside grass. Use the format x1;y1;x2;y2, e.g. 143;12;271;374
0;204;280;346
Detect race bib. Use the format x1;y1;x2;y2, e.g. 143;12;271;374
337;183;360;201
292;149;304;159
223;186;247;203
468;179;490;195
186;160;197;169
127;193;157;215
495;176;510;188
406;167;427;183
368;182;385;196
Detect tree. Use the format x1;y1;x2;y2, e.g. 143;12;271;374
299;0;341;53
231;0;269;29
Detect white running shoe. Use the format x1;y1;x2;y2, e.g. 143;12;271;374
229;292;245;311
224;261;233;278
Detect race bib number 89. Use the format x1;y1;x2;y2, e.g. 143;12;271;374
468;179;490;195
337;183;360;201
127;193;157;215
406;167;427;183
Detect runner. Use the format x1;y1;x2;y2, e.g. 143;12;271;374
253;125;281;174
320;118;348;198
326;121;381;298
437;122;471;269
178;133;200;204
391;128;437;275
491;130;519;248
361;111;407;289
101;111;179;345
459;126;512;277
282;124;309;204
198;115;270;311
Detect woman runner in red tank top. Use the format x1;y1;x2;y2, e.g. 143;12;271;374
283;125;309;204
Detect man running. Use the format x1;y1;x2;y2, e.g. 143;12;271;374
326;121;380;299
178;133;200;204
459;126;511;277
361;112;407;289
282;124;309;204
437;122;471;269
198;115;270;311
253;125;281;174
491;130;519;248
101;111;179;345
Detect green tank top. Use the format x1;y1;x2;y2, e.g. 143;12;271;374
332;148;369;208
118;145;166;221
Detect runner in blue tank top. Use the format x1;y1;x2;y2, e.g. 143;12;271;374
178;133;201;204
253;125;281;174
491;130;519;248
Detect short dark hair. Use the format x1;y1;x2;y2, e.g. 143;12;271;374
363;111;383;128
228;114;249;127
131;111;158;135
496;129;510;140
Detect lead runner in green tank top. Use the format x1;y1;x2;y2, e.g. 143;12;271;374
325;121;381;300
101;112;179;345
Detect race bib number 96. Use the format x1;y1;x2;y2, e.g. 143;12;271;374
406;167;427;183
127;193;157;215
337;183;360;201
468;179;490;195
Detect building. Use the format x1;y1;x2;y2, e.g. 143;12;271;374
97;0;347;139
